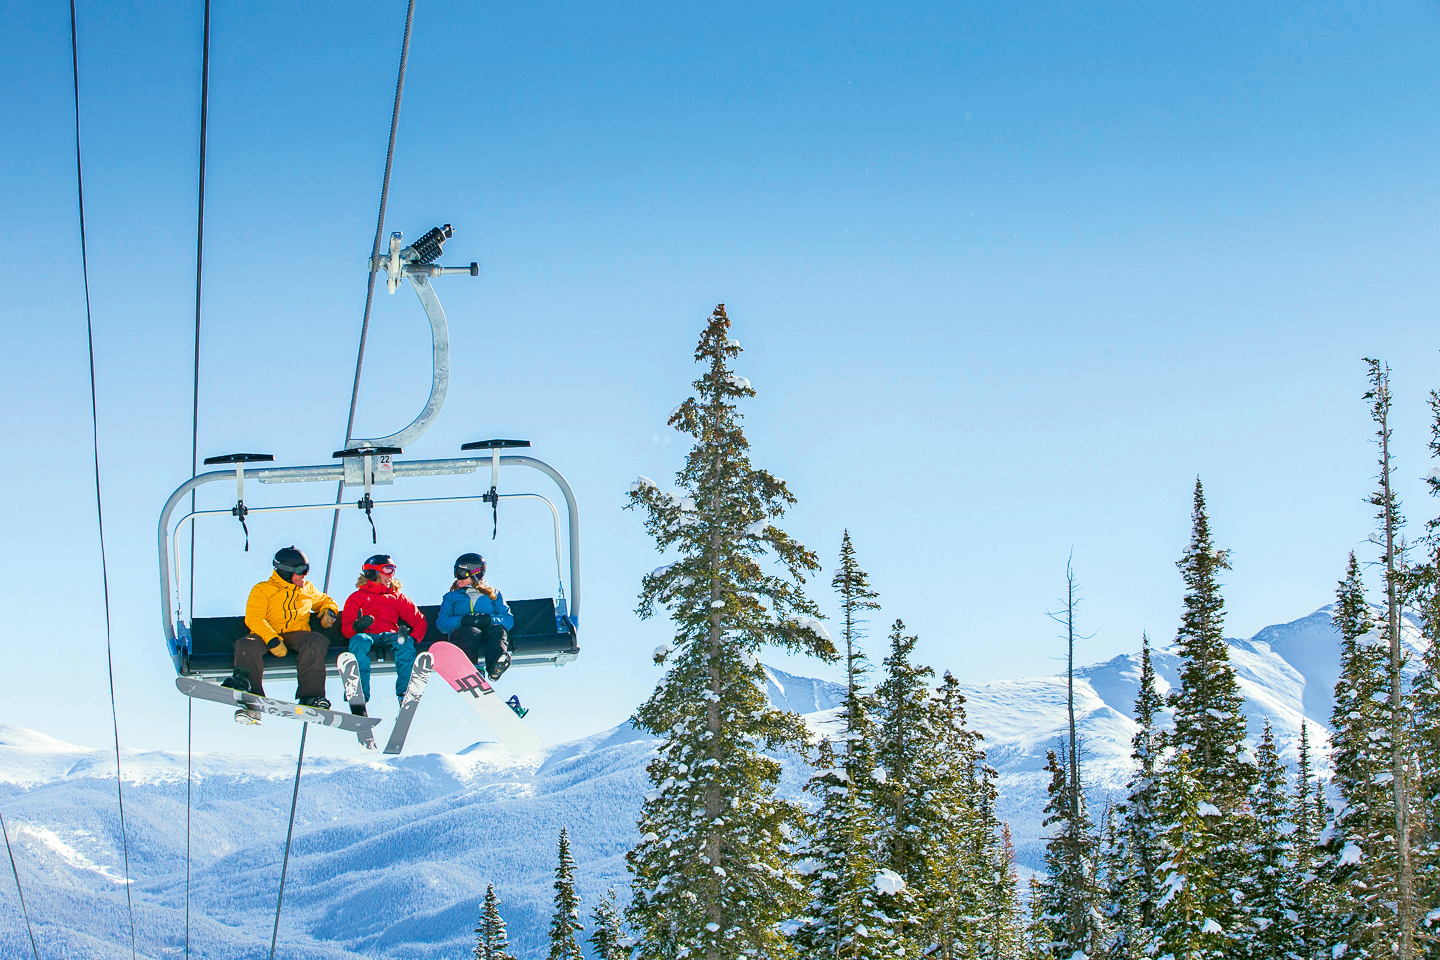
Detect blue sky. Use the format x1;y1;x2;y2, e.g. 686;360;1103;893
4;0;1440;758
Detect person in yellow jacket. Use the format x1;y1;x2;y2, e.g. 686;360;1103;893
222;546;340;723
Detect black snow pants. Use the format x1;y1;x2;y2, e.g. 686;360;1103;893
233;630;329;699
446;624;510;677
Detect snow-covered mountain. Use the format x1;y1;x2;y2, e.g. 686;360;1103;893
0;605;1411;959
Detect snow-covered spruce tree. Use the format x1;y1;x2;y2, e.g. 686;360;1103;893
474;883;516;960
1409;385;1440;952
1031;746;1103;959
590;888;626;960
983;816;1025;958
1165;479;1255;939
1328;551;1398;958
625;305;836;959
1151;751;1226;960
1244;722;1296;960
921;671;995;959
549;828;584;960
1362;358;1418;960
1101;635;1165;960
794;532;908;959
1289;722;1335;960
873;619;939;945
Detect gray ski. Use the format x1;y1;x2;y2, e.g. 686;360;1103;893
383;651;434;755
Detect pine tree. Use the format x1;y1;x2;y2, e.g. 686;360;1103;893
1165;480;1255;938
1290;722;1334;960
873;619;937;945
1244;722;1295;960
1102;635;1165;960
920;671;994;959
1031;746;1102;959
984;821;1025;959
1168;480;1252;804
1151;751;1227;960
1363;358;1418;959
474;883;516;960
548;828;584;960
1328;551;1398;957
625;305;836;959
590;888;626;960
1409;386;1440;952
794;533;907;958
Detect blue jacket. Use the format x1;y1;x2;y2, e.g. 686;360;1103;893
437;584;514;634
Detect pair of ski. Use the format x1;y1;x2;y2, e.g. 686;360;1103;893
175;641;542;756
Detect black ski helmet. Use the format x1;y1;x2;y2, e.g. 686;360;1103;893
362;554;395;580
454;552;486;580
273;546;310;579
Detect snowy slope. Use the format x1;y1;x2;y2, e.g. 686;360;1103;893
0;605;1403;958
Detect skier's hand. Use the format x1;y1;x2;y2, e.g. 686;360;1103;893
265;636;289;657
319;608;338;628
353;614;375;632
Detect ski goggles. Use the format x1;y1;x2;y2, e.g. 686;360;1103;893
456;562;486;579
364;563;397;576
277;562;310;576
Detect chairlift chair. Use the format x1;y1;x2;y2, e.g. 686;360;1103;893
158;225;580;684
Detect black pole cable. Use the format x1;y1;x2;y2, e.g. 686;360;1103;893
186;2;211;956
0;809;40;960
69;5;139;958
267;725;308;960
185;700;193;960
322;0;418;592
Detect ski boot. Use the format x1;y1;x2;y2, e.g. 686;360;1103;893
506;695;528;718
234;707;262;725
220;669;251;693
297;695;331;710
488;651;512;682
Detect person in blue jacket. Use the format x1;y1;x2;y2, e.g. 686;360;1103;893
437;552;514;680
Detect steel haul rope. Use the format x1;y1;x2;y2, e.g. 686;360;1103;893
186;0;213;955
274;2;417;956
69;4;139;957
322;0;418;592
268;725;308;960
1;809;40;960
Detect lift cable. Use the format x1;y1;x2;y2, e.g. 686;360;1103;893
68;4;139;958
1;809;40;960
322;0;418;592
275;3;415;955
185;1;213;956
267;725;308;960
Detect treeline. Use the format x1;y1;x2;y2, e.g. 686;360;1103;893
471;317;1440;960
1036;359;1440;960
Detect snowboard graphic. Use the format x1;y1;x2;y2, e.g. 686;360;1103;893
176;676;383;739
383;651;434;755
334;653;380;750
428;641;544;756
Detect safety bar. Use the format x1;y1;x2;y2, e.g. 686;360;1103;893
158;455;580;671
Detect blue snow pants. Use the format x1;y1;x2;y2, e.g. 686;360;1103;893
348;632;416;701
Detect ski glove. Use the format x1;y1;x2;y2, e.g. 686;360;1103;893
461;613;493;630
265;636;289;657
318;608;338;628
352;614;376;632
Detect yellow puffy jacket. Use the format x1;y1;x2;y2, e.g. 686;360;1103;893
244;572;340;655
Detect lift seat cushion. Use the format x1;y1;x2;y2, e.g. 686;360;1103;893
185;598;575;674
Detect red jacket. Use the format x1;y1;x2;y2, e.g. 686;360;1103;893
341;580;428;641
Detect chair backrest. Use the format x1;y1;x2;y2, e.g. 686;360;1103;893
182;596;577;677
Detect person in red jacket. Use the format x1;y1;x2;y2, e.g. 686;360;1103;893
340;555;428;716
